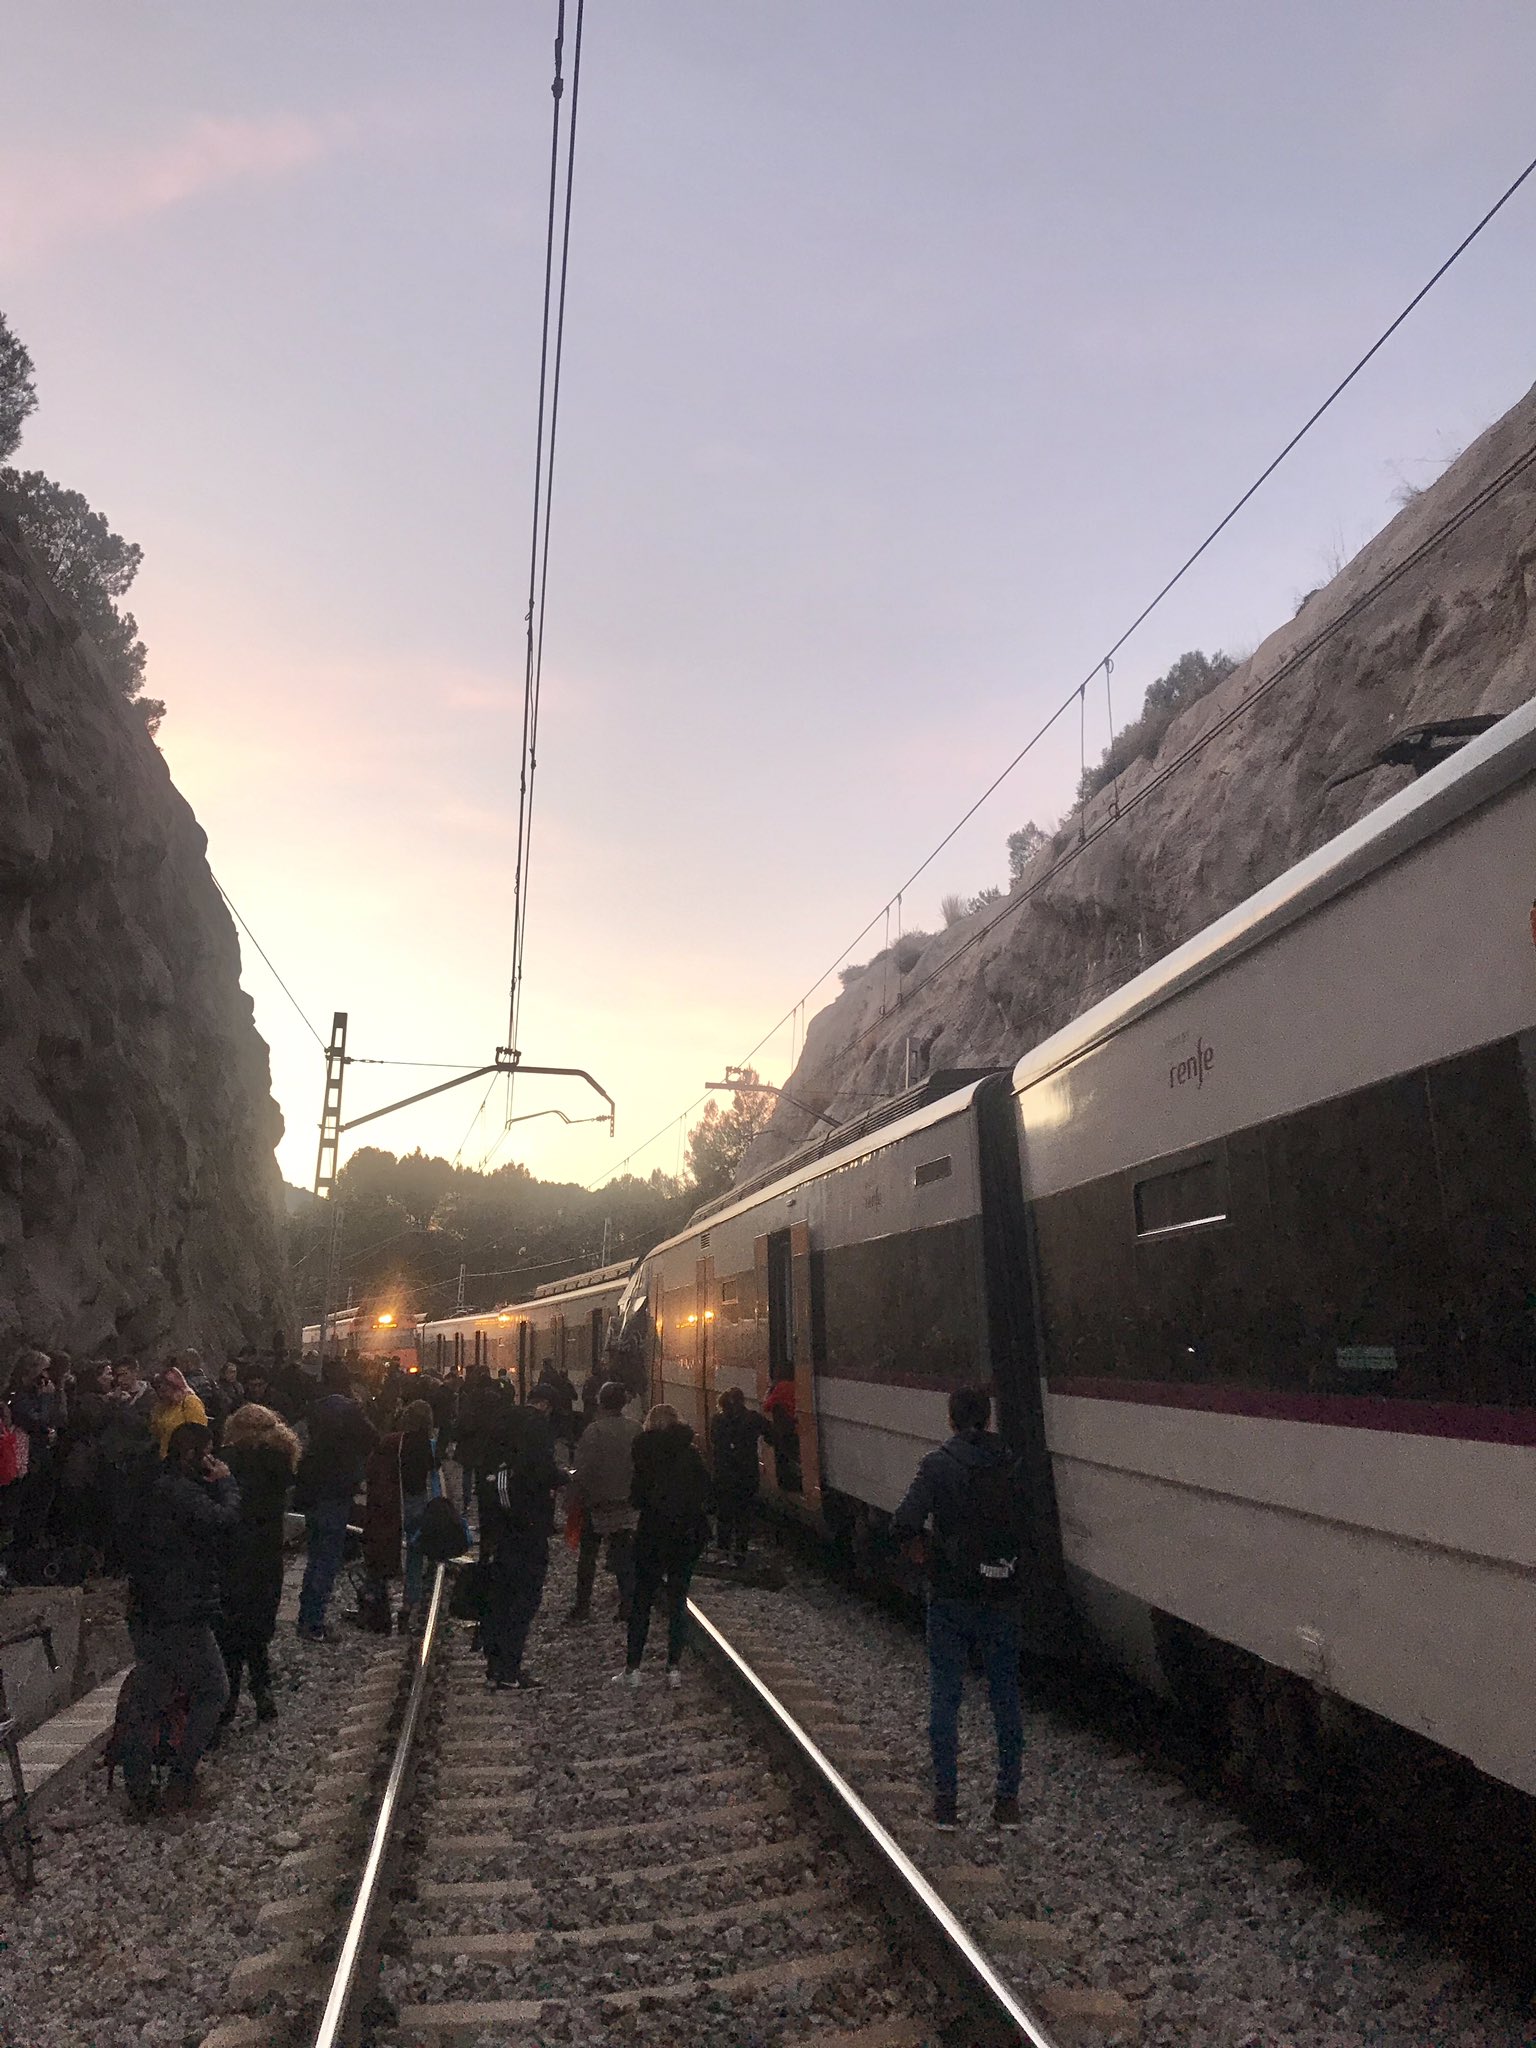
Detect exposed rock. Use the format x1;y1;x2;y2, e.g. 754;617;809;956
0;513;289;1357
745;380;1536;1174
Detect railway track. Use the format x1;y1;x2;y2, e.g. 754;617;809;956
311;1561;1059;2048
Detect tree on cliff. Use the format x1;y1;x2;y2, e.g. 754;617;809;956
0;305;163;731
686;1075;777;1205
1076;649;1237;804
0;470;162;729
0;312;37;461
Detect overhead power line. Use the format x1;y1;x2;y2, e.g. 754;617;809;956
212;873;326;1053
506;0;588;1070
596;142;1536;1183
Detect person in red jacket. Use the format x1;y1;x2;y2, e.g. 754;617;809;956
761;1374;800;1492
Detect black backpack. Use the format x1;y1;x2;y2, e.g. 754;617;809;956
418;1495;470;1563
937;1446;1026;1603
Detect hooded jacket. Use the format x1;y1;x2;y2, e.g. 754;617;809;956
711;1406;770;1497
296;1389;377;1506
573;1410;639;1534
130;1465;241;1626
891;1429;1021;1604
630;1422;711;1557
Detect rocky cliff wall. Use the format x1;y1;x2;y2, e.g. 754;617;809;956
744;379;1536;1176
0;514;290;1359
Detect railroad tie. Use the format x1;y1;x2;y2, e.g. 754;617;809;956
602;1939;885;2013
409;1881;838;1961
588;1832;819;1888
549;1786;789;1848
783;2021;939;2048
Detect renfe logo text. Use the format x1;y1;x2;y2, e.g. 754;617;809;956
1169;1036;1214;1090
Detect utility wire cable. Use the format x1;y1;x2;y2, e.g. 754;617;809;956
854;427;1536;1043
506;1;567;1055
601;145;1536;1182
506;0;587;1076
727;142;1536;1076
212;874;327;1053
511;0;587;1073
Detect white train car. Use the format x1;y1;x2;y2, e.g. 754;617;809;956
619;697;1536;1799
418;1261;635;1395
1017;695;1536;1796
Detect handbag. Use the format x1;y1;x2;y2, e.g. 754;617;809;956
419;1494;470;1563
564;1493;584;1553
0;1409;23;1488
448;1559;487;1621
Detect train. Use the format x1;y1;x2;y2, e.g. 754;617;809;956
302;1260;635;1393
607;696;1536;1801
306;697;1534;1803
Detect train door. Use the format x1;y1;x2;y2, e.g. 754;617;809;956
517;1320;529;1400
589;1306;604;1379
755;1223;822;1514
692;1255;714;1446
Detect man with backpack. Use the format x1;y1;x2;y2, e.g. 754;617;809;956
891;1385;1025;1832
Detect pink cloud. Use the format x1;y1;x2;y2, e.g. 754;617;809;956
0;111;359;266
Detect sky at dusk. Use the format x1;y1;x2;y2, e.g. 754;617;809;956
6;3;1536;1195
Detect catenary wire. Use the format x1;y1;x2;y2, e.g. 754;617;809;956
506;3;567;1055
506;0;587;1073
852;427;1536;1042
212;874;327;1053
509;0;587;1073
727;142;1536;1077
599;144;1536;1176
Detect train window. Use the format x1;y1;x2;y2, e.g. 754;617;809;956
914;1156;953;1188
766;1230;795;1377
719;1279;738;1305
1134;1155;1225;1237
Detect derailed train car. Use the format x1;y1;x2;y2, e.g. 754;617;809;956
618;698;1536;1798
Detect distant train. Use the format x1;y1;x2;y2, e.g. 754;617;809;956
302;1260;635;1396
608;698;1536;1801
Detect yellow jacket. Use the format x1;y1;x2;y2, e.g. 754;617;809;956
149;1391;209;1457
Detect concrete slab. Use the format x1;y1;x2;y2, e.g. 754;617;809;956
16;1665;130;1808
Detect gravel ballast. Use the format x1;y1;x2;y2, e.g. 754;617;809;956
0;1571;400;2048
696;1551;1536;2048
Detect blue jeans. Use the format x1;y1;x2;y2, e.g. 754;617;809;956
299;1499;351;1632
926;1597;1023;1802
403;1493;427;1612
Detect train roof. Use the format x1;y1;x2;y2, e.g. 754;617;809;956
532;1259;635;1299
640;1071;999;1262
1009;694;1536;1098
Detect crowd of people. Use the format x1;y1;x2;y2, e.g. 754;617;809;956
0;1339;771;1817
2;1340;1027;1832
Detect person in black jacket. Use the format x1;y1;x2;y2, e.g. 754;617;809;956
120;1422;240;1816
709;1388;771;1566
295;1359;377;1641
891;1385;1025;1833
453;1366;506;1520
217;1404;299;1726
619;1406;711;1689
477;1406;561;1689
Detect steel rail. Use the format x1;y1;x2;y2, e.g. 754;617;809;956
312;1563;447;2048
688;1597;1062;2048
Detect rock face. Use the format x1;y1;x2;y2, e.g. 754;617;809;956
0;514;289;1358
745;379;1536;1177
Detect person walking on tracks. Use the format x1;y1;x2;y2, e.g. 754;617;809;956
710;1387;771;1567
891;1385;1025;1832
568;1381;638;1624
477;1408;561;1689
618;1404;711;1690
294;1358;377;1642
217;1403;299;1725
120;1421;240;1817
